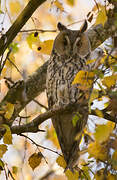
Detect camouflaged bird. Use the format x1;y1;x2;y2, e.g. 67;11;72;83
46;21;91;171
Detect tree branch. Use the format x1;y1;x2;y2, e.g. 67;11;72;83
0;0;46;56
0;1;117;128
11;103;81;134
20;134;61;156
11;104;117;135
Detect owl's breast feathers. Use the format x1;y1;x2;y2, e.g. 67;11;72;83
46;54;90;171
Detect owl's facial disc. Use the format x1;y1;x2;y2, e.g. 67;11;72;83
53;32;71;56
73;33;91;58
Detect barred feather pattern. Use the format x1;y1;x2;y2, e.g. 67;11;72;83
46;51;91;171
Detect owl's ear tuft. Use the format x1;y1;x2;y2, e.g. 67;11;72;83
57;22;67;31
80;20;88;33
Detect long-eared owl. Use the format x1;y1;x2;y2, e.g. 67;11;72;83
46;21;91;171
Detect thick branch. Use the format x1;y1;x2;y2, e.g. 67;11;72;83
11;103;81;134
11;104;117;135
1;2;117;126
0;0;46;56
3;61;48;121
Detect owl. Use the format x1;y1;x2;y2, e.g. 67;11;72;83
46;21;91;171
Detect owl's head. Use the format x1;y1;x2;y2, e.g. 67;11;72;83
53;21;91;58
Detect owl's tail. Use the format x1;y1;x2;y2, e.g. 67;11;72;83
52;107;88;171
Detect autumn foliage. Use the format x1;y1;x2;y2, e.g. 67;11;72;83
0;0;117;179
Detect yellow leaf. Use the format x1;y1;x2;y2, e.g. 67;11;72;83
95;169;105;180
0;144;7;158
88;142;107;161
5;52;15;69
54;0;64;11
95;6;107;26
107;174;117;180
4;103;14;119
94;122;115;143
112;150;117;170
92;3;102;12
9;1;21;16
35;40;54;55
65;169;79;180
56;156;66;169
0;159;4;171
82;166;91;180
67;0;74;6
56;156;79;180
8;53;15;63
72;70;94;90
102;75;117;88
101;55;116;66
95;108;103;118
0;67;7;79
104;101;109;109
3;124;12;145
86;59;96;65
89;89;99;112
28;152;43;170
12;166;18;174
46;125;60;149
95;170;117;180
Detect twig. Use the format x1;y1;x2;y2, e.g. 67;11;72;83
33;99;48;110
7;57;22;77
40;170;54;180
91;110;117;124
0;0;47;56
20;29;56;33
93;0;99;12
18;115;31;119
8;170;15;180
75;166;89;180
4;77;14;85
20;133;62;156
0;49;12;75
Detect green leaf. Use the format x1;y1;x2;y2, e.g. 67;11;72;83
72;112;82;127
9;43;19;53
26;33;39;49
72;114;79;127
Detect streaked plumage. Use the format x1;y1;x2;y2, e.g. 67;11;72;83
46;21;91;171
